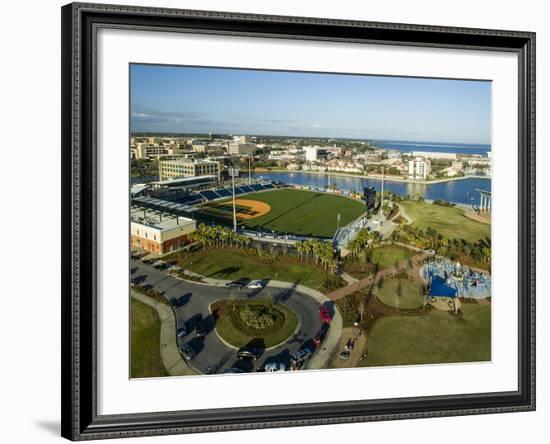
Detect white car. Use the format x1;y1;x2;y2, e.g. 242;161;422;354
247;280;264;290
264;362;286;372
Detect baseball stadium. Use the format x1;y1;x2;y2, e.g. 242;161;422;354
132;177;371;241
197;187;366;238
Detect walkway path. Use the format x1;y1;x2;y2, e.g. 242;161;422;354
131;290;197;377
394;202;413;225
339;271;359;285
327;244;434;301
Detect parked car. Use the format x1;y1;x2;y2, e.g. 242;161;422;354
142;258;155;265
195;315;207;336
176;326;188;338
319;305;333;323
313;323;330;347
263;362;286;372
225;280;246;289
290;348;313;367
153;260;168;270
246;280;264;290
179;343;196;361
237;347;261;360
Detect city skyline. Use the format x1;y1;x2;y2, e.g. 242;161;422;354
130;64;492;145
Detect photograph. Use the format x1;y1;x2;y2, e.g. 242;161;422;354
129;64;492;378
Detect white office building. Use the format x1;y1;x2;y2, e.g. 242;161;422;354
303;146;328;162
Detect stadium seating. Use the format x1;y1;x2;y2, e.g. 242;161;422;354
200;190;221;201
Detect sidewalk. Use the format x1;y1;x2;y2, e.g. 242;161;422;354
339;271;359;285
131;290;197;377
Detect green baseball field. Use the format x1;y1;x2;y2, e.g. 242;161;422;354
198;188;365;238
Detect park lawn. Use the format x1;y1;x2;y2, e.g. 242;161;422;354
361;303;491;367
377;277;424;309
131;298;166;378
200;189;365;238
371;245;409;269
343;245;409;279
401;200;490;243
178;248;328;289
213;299;299;348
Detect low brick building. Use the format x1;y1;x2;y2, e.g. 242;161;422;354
130;207;196;255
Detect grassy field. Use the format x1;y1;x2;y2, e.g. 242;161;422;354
401;201;490;243
199;189;365;238
376;277;424;309
371;245;410;269
342;245;410;280
177;248;328;289
212;298;299;348
131;298;166;378
362;303;491;367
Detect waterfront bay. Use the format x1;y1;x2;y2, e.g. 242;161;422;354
252;171;491;206
371;140;491;156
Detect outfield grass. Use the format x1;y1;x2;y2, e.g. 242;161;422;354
199;189;365;238
212;298;299;348
362;303;491;367
177;248;328;289
401;201;490;243
377;277;424;309
131;298;166;378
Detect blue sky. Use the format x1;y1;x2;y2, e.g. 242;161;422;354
130;64;491;144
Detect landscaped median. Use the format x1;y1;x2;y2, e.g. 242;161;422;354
210;298;300;349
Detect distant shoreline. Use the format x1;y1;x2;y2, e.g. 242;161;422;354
253;169;490;185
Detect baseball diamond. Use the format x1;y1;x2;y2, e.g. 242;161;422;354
197;188;366;238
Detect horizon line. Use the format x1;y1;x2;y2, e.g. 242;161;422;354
130;131;491;147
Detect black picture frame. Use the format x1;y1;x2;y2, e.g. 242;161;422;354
61;2;536;440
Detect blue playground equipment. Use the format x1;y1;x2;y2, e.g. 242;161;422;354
422;259;491;299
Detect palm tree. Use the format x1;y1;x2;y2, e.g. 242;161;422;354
295;241;304;261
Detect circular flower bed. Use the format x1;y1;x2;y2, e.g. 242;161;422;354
212;298;299;349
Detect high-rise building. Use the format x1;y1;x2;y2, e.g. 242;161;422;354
408;157;431;180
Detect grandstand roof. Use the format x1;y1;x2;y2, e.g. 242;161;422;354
149;175;218;187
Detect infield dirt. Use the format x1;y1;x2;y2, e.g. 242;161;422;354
222;199;271;220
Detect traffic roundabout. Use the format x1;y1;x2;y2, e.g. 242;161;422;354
131;257;341;375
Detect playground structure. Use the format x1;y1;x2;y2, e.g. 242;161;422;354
421;258;491;300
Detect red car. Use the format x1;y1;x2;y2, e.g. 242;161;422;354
319;305;332;323
313;323;330;347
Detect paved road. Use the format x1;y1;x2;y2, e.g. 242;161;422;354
131;259;325;374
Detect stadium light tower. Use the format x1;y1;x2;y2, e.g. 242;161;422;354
231;167;237;232
380;165;385;215
248;155;252;185
157;144;161;181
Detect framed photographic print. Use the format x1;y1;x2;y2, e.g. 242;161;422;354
61;2;536;440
